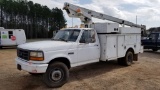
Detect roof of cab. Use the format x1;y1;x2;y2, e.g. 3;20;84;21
61;28;93;30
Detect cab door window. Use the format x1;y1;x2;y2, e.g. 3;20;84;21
89;30;96;43
158;34;160;40
80;30;88;43
80;30;96;43
149;34;157;41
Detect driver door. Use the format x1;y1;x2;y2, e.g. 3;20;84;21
77;30;90;63
147;33;158;48
77;30;99;63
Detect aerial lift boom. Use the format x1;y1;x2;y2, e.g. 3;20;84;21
63;2;146;33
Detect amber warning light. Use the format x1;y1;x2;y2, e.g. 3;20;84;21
76;8;81;13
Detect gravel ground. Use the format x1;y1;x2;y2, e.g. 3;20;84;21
0;48;160;90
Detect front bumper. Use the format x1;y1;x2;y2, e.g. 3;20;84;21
16;58;48;73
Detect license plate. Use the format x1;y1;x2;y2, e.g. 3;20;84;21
17;64;21;70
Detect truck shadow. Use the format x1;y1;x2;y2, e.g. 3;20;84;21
144;50;160;54
69;61;126;82
141;50;160;59
0;46;17;49
14;61;128;90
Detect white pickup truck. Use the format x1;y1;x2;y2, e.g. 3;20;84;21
16;23;143;87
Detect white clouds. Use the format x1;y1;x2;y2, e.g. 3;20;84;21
134;6;160;22
79;4;104;13
82;0;160;28
123;0;146;4
29;0;160;29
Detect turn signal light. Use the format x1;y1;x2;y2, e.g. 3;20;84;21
30;57;44;61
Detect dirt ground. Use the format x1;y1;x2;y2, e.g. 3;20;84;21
0;48;160;90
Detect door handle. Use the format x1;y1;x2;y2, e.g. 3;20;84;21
79;43;87;45
94;44;99;46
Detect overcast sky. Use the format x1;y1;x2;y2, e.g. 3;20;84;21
29;0;160;29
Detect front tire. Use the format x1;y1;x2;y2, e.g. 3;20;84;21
124;51;133;66
43;62;69;88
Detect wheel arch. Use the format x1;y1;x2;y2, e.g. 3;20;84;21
126;48;138;61
48;57;71;69
126;48;135;54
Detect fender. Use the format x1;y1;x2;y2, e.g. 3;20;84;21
44;50;72;64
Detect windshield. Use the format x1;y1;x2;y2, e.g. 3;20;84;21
53;29;80;42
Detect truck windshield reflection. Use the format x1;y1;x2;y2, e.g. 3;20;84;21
52;29;80;42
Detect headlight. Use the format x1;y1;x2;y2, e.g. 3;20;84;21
30;51;43;57
30;51;44;61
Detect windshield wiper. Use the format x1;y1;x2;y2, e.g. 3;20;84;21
59;38;67;42
51;38;59;41
52;38;67;42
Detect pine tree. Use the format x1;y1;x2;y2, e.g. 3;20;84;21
0;0;66;39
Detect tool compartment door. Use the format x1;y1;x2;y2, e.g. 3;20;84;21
106;35;117;60
118;35;125;57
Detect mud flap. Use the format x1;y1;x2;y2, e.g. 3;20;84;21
17;64;22;70
133;54;138;61
140;46;144;53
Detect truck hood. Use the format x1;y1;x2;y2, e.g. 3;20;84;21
18;41;74;51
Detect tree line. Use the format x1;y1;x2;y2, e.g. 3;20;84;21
0;0;66;39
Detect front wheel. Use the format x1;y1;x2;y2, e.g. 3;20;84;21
124;51;134;66
43;62;69;88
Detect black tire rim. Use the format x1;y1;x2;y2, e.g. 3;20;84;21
49;68;64;82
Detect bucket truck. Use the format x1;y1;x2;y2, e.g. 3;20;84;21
15;2;144;88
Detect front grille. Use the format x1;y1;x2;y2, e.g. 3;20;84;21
17;48;29;60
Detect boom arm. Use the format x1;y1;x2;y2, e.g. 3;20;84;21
63;2;146;31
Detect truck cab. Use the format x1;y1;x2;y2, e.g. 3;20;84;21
16;28;100;69
142;32;160;51
16;28;101;87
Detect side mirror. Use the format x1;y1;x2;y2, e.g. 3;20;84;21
149;37;152;40
91;38;96;42
80;38;90;43
80;39;86;43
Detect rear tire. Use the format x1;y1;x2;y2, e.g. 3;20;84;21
43;62;69;88
124;51;133;66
